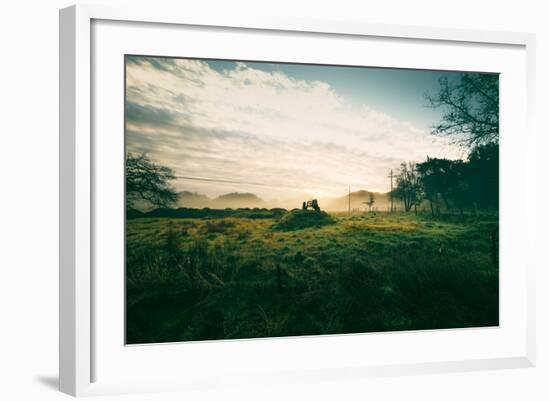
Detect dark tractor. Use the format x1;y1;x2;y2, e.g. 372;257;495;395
302;199;321;212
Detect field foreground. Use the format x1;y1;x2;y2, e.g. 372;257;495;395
126;211;498;344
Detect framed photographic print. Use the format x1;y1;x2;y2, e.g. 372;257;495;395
60;4;536;396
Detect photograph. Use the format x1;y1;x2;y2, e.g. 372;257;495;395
124;55;499;344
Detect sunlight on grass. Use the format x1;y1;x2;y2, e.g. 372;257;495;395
126;211;498;344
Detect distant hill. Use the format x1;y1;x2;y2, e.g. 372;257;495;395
177;191;212;208
136;189;388;212
175;191;265;209
212;192;265;209
320;190;390;212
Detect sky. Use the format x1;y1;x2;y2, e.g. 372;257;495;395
125;55;467;202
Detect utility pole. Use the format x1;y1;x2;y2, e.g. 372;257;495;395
348;185;351;216
388;169;394;213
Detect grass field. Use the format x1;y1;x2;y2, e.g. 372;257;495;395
126;210;499;344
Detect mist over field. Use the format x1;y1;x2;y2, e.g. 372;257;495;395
131;190;391;212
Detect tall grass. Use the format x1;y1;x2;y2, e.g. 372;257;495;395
126;212;498;344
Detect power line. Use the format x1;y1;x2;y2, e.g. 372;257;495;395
173;174;344;193
174;175;271;187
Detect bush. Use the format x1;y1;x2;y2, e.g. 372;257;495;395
272;210;335;231
143;207;286;219
127;208;144;219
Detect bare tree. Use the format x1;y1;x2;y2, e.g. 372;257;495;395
126;153;178;210
392;162;423;212
426;73;499;149
364;192;375;212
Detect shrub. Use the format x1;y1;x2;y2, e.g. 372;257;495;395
272;210;335;231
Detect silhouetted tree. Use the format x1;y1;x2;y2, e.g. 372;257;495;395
467;143;499;210
392;162;423;212
126;153;178;210
426;73;499;148
417;151;498;215
447;160;472;215
364;192;375;212
417;157;456;215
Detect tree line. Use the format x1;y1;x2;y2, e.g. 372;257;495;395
391;72;499;215
391;143;498;215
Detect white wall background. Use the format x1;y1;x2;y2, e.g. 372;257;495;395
0;0;547;399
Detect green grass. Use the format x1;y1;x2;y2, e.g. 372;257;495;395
126;211;498;344
272;209;335;231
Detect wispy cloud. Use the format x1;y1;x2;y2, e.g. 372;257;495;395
125;56;461;200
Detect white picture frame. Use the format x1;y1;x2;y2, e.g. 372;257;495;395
59;4;536;397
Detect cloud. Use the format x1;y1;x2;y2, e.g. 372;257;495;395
125;56;461;199
125;101;182;129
